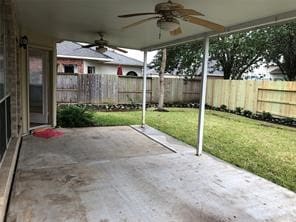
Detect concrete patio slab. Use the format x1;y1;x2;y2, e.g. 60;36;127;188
6;126;296;222
17;126;171;171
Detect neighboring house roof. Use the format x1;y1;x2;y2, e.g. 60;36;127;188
57;41;112;62
270;67;284;75
57;41;143;67
104;50;143;67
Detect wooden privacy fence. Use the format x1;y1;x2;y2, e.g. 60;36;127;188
57;73;296;118
206;80;296;118
56;73;200;105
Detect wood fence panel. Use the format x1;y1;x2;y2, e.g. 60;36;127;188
151;78;159;103
77;74;89;103
164;78;182;103
228;81;235;110
57;74;296;118
257;81;296;118
101;74;118;104
56;74;78;103
204;79;296;118
244;81;257;112
118;77;151;104
223;80;231;108
150;77;197;104
164;78;174;103
206;79;214;106
235;81;245;109
183;80;200;103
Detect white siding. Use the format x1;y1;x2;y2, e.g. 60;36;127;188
83;60;143;76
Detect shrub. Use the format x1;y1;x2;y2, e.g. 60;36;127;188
243;110;253;117
235;107;243;114
220;104;227;111
262;111;273;121
283;117;295;125
57;105;96;127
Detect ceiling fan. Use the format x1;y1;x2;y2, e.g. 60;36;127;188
118;0;225;36
82;32;128;53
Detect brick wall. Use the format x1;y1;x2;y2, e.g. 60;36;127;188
57;58;83;74
4;0;19;137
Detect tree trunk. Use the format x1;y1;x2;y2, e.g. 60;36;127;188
157;48;167;111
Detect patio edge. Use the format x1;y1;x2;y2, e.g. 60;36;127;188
130;125;195;154
0;135;22;222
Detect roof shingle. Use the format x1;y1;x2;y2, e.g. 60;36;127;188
57;41;143;67
57;41;111;61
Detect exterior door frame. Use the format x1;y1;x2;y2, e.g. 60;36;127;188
27;45;52;129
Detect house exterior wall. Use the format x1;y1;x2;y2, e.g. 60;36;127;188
4;0;20;137
270;73;286;81
57;58;143;76
83;60;143;76
1;1;58;137
57;58;83;74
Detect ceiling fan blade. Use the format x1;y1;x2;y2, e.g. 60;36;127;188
118;12;157;18
184;16;225;32
82;44;97;48
122;16;159;30
170;27;182;36
174;9;204;17
108;45;128;53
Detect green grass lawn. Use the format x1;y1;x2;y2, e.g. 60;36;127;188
93;108;296;192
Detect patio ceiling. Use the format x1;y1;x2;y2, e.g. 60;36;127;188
16;0;296;50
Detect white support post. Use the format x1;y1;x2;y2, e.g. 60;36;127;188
197;36;210;156
141;50;148;127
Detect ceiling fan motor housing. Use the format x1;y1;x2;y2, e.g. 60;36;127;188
95;39;108;46
155;1;184;13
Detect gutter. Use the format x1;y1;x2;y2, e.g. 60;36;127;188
57;55;113;62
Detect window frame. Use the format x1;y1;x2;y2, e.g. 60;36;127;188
64;64;75;73
0;1;11;163
0;2;5;100
87;66;95;74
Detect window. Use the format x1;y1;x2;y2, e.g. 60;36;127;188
64;64;75;73
0;2;11;162
0;6;4;99
126;71;138;77
87;66;95;74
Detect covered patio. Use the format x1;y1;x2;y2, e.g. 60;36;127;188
1;0;296;221
7;126;296;221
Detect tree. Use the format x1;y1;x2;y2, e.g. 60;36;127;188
150;41;203;77
210;30;268;79
151;31;267;80
264;22;296;81
151;23;296;81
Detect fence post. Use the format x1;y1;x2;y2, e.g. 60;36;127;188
142;50;148;127
197;36;210;156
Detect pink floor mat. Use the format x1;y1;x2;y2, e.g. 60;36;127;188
32;128;64;139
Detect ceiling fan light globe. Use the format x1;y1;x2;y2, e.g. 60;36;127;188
157;19;180;31
96;46;107;53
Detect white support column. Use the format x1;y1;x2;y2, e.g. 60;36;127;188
197;36;210;156
141;50;148;127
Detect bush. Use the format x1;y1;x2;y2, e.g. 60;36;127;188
243;110;253;117
220;104;227;111
235;107;243;114
283;117;295;126
57;105;96;127
262;111;273;121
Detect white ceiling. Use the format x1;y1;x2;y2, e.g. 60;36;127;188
16;0;296;50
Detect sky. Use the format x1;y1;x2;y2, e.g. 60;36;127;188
117;48;158;64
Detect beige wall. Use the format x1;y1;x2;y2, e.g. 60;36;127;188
83;60;143;76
